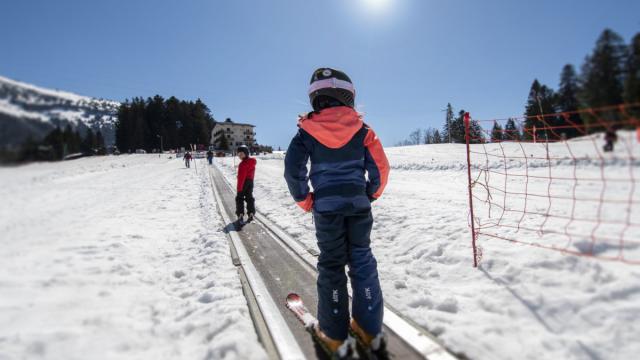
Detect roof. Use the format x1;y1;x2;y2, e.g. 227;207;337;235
215;119;255;127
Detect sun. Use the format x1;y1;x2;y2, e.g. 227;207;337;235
361;0;392;12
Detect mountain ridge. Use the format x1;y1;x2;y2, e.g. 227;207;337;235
0;75;120;147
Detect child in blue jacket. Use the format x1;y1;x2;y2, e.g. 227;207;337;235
284;68;390;357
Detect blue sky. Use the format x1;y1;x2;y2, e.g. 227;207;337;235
1;0;639;148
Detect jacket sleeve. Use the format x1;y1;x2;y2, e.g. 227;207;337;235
284;130;311;203
364;127;390;200
237;162;247;192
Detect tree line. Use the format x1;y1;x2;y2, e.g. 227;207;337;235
8;125;106;162
397;103;484;146
515;29;640;141
115;96;214;153
399;28;640;145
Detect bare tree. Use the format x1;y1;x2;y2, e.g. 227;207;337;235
408;128;422;145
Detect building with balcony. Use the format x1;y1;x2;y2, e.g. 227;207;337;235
210;118;256;150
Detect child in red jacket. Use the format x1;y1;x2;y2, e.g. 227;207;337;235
236;145;256;222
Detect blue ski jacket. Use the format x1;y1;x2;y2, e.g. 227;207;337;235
284;106;390;214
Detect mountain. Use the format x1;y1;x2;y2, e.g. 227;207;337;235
0;75;120;148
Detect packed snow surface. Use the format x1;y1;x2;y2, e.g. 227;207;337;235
1;132;638;360
217;131;640;360
0;155;266;360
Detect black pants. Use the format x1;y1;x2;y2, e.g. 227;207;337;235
604;141;614;152
236;179;255;216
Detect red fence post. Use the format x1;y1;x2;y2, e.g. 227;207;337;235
464;112;479;268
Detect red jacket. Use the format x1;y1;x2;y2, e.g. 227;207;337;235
237;157;256;192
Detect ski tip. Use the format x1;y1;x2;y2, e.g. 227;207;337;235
285;293;301;305
286;293;300;301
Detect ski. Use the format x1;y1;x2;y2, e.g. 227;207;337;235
285;293;358;360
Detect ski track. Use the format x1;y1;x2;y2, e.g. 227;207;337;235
217;136;640;360
0;156;266;360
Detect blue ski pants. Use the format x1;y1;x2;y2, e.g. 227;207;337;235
314;210;384;340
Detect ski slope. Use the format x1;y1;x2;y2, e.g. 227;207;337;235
1;135;638;360
0;156;265;360
216;132;640;360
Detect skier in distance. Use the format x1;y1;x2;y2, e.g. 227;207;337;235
236;145;256;223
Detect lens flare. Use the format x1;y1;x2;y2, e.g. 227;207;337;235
361;0;392;12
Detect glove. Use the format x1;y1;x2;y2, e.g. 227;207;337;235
296;193;314;212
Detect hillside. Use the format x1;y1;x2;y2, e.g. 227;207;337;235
0;75;120;147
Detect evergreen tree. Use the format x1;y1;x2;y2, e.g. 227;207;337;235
523;79;557;140
442;103;454;143
192;98;215;145
462;111;485;144
433;129;442;144
448;110;466;143
556;64;584;138
579;29;627;109
115;95;215;152
219;132;230;150
504;118;520;141
491;121;504;142
624;33;640;104
18;136;48;162
82;129;96;154
115;101;129;152
214;129;230;150
44;126;64;159
62;124;80;154
165;96;182;149
73;130;83;153
96;130;106;155
444;110;483;144
144;95;166;151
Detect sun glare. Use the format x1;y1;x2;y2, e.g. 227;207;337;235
361;0;392;12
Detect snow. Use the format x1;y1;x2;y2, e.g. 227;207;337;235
215;131;640;360
46;109;89;125
0;99;46;122
0;75;118;107
0;155;266;360
1;131;637;360
0;75;120;143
